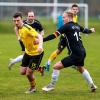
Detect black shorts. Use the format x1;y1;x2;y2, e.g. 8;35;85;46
19;40;25;51
21;52;44;70
61;51;86;67
58;36;66;51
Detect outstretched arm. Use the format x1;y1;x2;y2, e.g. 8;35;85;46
82;28;95;34
43;34;56;42
43;31;60;42
80;25;95;34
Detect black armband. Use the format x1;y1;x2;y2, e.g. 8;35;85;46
43;34;56;42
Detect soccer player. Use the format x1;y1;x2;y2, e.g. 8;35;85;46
45;4;79;71
9;11;44;71
42;10;97;92
13;12;43;93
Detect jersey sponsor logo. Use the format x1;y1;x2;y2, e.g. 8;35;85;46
72;25;80;30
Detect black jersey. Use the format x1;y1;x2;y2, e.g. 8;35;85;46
56;22;92;56
24;19;43;32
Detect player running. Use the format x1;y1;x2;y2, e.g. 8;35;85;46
13;12;43;93
45;4;79;71
42;10;97;92
9;11;44;75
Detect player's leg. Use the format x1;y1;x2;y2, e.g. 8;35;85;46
25;52;44;93
34;52;45;76
25;67;36;94
76;51;97;92
42;61;62;91
20;67;27;75
45;49;61;71
42;56;73;91
45;37;66;71
77;66;97;92
20;66;36;94
19;53;36;93
8;40;25;69
9;54;24;69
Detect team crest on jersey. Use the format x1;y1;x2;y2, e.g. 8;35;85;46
61;33;65;37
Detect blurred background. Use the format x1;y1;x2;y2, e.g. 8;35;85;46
0;0;100;35
0;0;100;20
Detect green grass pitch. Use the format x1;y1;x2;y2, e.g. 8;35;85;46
0;19;100;100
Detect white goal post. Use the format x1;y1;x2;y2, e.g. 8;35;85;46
0;2;88;28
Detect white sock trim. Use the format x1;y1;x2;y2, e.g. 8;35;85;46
13;55;23;63
51;69;60;84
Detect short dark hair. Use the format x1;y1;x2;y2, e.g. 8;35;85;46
13;12;22;18
71;4;79;8
27;10;35;16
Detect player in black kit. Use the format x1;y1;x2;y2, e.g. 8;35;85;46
42;10;97;92
24;12;44;36
45;4;79;71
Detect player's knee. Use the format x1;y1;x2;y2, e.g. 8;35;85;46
20;67;26;75
26;68;33;76
26;73;30;76
53;61;63;70
53;65;58;70
26;71;33;76
20;71;26;75
77;66;85;73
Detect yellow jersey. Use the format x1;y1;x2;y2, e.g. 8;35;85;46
73;15;78;23
18;24;43;56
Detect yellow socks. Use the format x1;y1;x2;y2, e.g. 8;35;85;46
48;51;58;62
